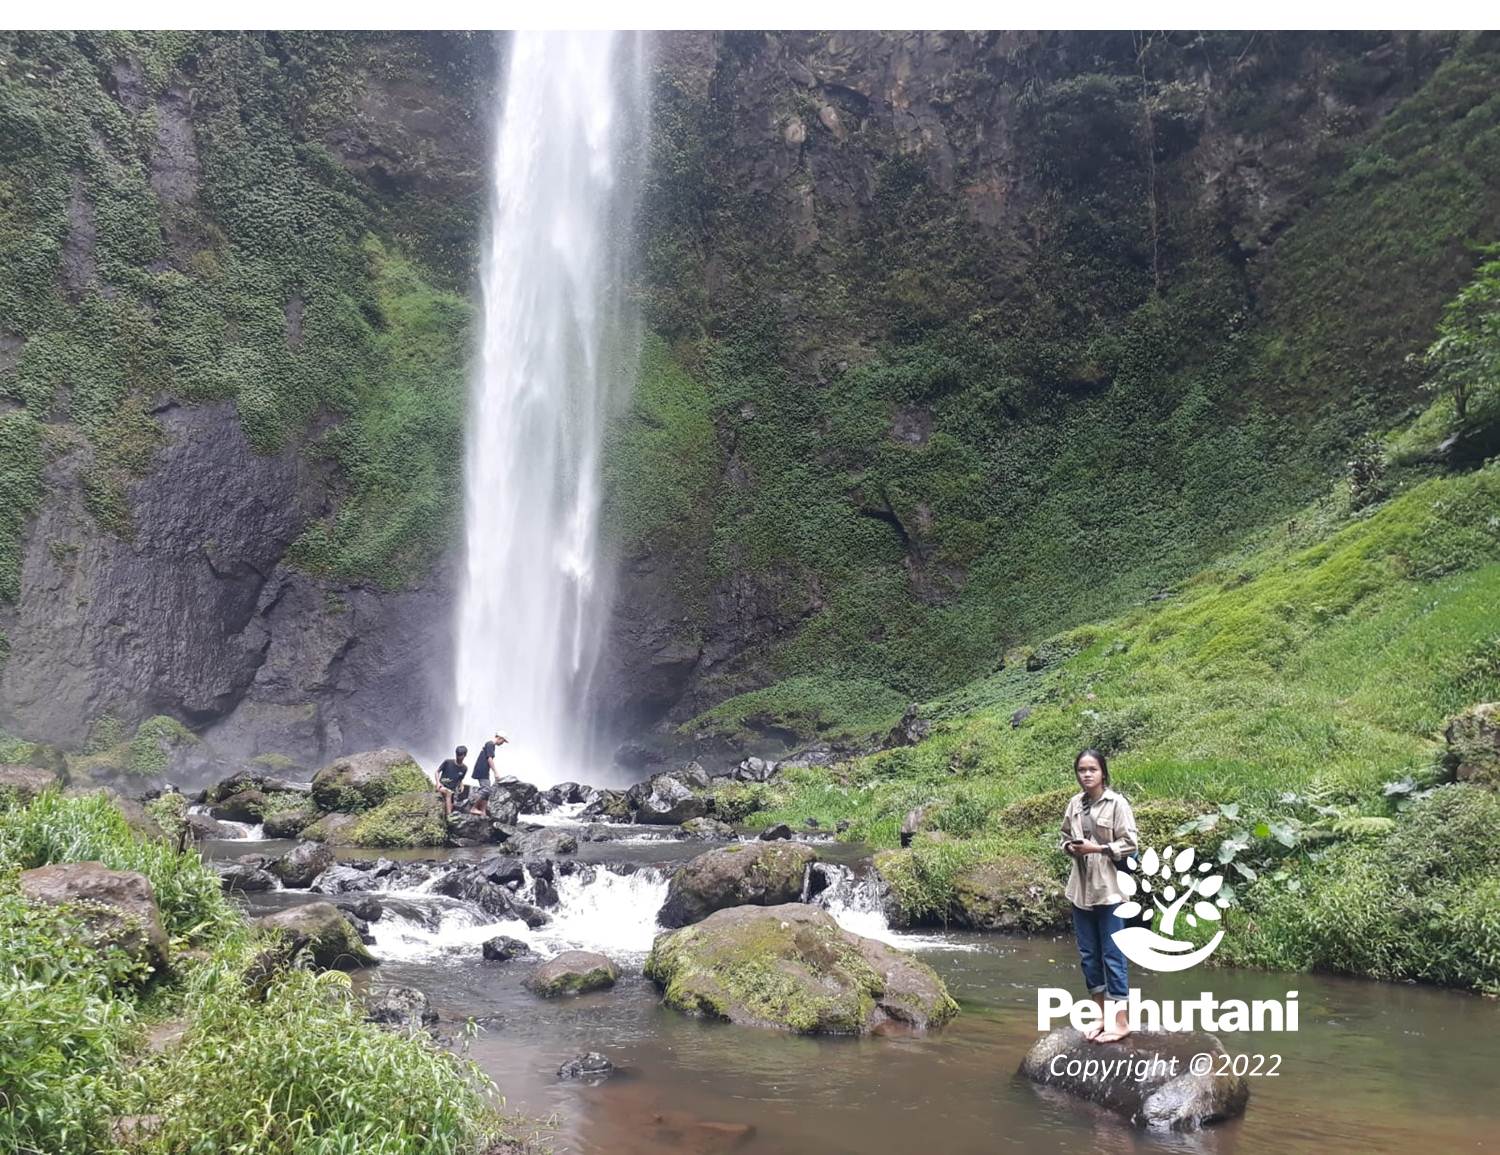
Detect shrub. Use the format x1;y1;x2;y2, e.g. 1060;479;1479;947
134;969;510;1155
0;791;235;941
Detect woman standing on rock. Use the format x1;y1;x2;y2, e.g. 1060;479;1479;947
1060;748;1138;1044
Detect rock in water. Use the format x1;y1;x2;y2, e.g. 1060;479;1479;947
526;950;619;997
1019;1028;1249;1130
645;903;957;1035
447;812;499;845
658;842;815;928
758;823;793;841
557;1051;615;1081
632;773;709;825
364;985;438;1031
271;840;335;889
482;935;533;962
214;859;278;893
254;902;377;970
681;816;736;840
19;862;171;974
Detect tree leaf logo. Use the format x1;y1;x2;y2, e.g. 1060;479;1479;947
1111;844;1230;972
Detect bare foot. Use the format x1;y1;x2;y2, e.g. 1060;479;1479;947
1082;1023;1104;1041
1092;1028;1131;1044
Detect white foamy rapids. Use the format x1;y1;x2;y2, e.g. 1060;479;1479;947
187;804;265;841
519;803;587;826
811;864;975;952
367;865;670;964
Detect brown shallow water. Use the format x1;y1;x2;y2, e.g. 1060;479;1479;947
224;836;1500;1154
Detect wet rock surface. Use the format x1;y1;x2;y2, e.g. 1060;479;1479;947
526;950;620;997
645;903;957;1035
659;842;816;928
1019;1027;1250;1130
557;1051;615;1081
254;901;377;970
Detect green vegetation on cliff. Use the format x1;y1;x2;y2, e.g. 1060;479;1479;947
0;31;483;599
0;790;520;1153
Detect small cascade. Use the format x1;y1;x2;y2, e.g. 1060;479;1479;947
518;802;587;827
808;862;971;950
362;863;669;963
187;804;265;841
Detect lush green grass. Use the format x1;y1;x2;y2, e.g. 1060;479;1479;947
0;791;522;1153
729;459;1500;990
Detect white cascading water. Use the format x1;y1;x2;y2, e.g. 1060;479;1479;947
452;32;646;785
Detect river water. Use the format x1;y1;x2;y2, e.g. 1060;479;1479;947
216;825;1499;1155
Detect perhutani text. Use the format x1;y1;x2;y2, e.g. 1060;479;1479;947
1036;988;1300;1033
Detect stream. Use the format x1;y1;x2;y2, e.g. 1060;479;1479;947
209;816;1499;1155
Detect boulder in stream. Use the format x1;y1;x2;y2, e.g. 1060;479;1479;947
645;903;957;1034
526;950;619;997
271;841;335;889
1019;1027;1249;1130
254;901;377;970
632;772;709;825
758;823;793;841
482;935;534;962
447;811;500;845
19;861;171;975
681;816;736;840
364;985;438;1031
214;858;278;893
184;810;239;841
500;828;578;857
557;1051;615;1081
658;842;816;928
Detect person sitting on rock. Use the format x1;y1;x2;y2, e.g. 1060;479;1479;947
468;731;509;816
435;746;469;817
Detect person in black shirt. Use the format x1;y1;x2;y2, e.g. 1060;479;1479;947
468;731;509;816
435;745;468;816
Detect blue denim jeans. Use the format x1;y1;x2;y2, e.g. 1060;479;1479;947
1071;902;1129;999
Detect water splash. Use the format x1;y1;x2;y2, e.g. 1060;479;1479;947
811;863;975;951
452;32;648;785
366;864;668;964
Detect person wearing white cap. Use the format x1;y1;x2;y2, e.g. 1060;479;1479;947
468;731;510;816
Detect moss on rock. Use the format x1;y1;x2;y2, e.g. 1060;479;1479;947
347;789;447;849
645;903;957;1034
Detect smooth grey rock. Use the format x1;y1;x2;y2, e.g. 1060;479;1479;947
557;1051;615;1081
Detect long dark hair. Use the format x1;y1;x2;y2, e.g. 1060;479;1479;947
1073;747;1110;786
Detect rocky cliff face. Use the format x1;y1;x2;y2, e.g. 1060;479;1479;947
0;32;493;772
2;31;1497;772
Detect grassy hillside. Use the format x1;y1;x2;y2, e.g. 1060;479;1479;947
725;435;1500;990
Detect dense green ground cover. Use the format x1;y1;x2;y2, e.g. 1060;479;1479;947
0;791;522;1154
727;451;1500;991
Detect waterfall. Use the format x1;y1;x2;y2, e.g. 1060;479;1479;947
453;32;647;785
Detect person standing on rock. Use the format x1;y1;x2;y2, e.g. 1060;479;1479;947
1061;747;1138;1044
435;746;469;817
468;731;509;816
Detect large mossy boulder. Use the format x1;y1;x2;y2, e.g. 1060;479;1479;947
202;769;300;805
950;854;1069;932
299;812;362;845
658;842;816;928
1446;702;1500;787
19;861;171;975
1020;1027;1249;1130
310;748;427;813
645;903;957;1035
525;950;619;997
255;901;376;969
349;790;448;848
261;799;318;839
